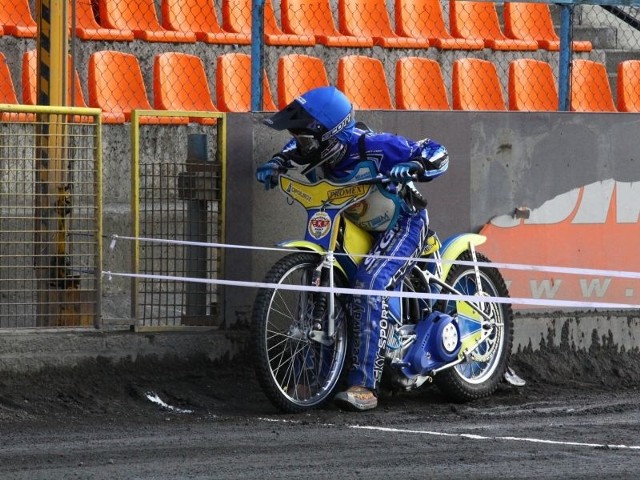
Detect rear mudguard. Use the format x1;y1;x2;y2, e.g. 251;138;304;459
438;233;487;281
277;240;349;278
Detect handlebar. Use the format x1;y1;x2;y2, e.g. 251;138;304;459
350;174;419;186
273;166;418;188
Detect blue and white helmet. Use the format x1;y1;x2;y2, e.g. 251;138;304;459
264;86;355;174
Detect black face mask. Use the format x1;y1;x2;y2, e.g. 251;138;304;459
291;132;320;156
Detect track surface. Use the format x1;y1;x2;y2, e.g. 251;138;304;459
1;346;640;479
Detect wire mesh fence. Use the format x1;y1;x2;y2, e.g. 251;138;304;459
130;115;225;328
0;0;639;330
1;1;638;118
6;0;639;117
0;107;101;328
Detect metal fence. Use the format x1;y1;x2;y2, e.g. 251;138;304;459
130;111;226;329
0;105;102;328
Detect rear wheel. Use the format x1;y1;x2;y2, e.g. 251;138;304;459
434;251;513;402
252;252;350;413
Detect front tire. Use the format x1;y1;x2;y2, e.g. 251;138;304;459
434;251;513;402
252;252;350;413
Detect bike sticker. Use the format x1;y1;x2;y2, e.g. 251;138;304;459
308;211;332;239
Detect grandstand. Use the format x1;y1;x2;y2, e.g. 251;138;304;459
0;1;637;115
0;0;639;329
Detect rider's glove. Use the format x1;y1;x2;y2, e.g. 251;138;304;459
256;156;287;190
389;161;425;182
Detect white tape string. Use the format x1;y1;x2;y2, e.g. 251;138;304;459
102;270;640;310
107;235;640;281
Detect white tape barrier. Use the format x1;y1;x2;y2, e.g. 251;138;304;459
105;235;640;310
109;235;640;280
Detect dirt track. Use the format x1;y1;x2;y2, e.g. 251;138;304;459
1;344;640;479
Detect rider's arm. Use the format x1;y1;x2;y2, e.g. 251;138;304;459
369;134;449;182
256;139;297;189
410;139;449;181
270;139;298;168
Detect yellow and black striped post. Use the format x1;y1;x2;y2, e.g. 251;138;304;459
34;0;73;326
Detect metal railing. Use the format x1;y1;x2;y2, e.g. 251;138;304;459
0;104;102;328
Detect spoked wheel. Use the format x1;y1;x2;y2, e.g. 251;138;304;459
252;252;350;413
434;251;513;402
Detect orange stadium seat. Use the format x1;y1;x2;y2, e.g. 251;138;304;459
161;0;250;44
0;53;34;122
99;0;196;42
0;0;37;38
570;60;616;112
508;59;558;111
339;0;430;48
395;57;450;110
449;0;538;51
222;0;315;46
617;60;640;113
71;0;134;41
22;50;88;108
337;55;394;110
452;58;506;111
88;50;188;124
504;2;592;52
395;0;483;50
282;0;372;47
277;54;330;108
153;52;218;124
216;53;277;112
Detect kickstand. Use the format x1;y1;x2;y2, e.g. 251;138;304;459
504;367;526;387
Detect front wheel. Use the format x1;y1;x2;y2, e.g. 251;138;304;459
252;252;350;413
434;251;513;402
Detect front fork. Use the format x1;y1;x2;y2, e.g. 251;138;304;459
308;250;337;346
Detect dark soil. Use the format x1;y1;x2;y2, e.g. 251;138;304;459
1;342;639;426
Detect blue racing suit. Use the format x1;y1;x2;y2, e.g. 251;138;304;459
272;127;448;393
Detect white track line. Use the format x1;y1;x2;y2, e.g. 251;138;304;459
258;418;640;450
351;425;640;450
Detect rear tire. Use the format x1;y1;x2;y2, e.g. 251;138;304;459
252;252;350;413
434;251;513;402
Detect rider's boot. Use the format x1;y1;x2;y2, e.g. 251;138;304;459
334;385;377;411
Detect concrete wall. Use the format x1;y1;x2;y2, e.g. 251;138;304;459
221;110;640;325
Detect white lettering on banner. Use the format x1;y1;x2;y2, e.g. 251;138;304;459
579;278;612;298
490;180;640;227
616;182;640;223
572;180;614;224
530;279;562;299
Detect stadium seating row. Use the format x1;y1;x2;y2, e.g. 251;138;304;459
0;0;592;51
0;49;272;123
290;54;637;112
2;50;637;124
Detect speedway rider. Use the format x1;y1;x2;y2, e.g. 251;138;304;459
256;86;449;411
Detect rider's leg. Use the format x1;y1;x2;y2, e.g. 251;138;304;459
335;210;428;410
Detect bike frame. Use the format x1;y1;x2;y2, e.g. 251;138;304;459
275;169;496;359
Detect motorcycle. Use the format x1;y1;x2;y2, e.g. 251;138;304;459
252;162;513;413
